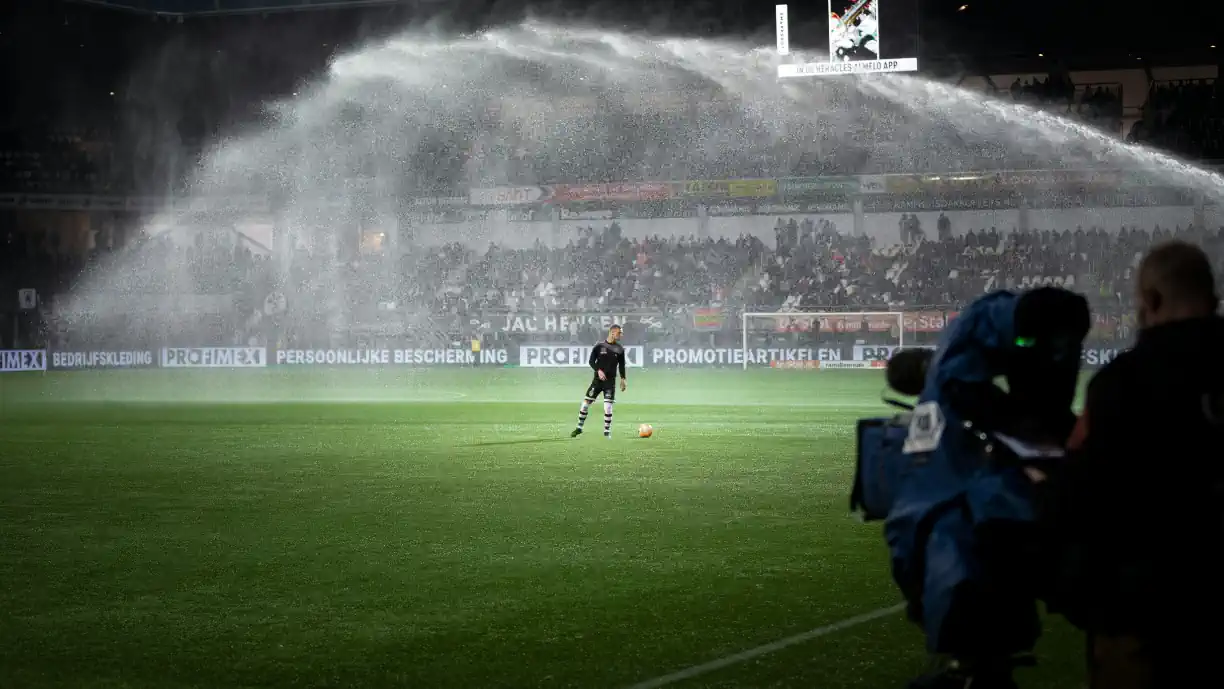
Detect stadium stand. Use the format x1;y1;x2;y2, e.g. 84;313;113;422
1131;78;1222;160
8;206;1222;351
1;2;1221;353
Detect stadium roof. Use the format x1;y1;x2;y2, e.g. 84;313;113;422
67;0;420;16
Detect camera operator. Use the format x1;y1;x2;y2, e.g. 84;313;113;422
1040;241;1224;689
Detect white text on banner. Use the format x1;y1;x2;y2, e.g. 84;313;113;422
160;347;267;368
519;345;643;368
1;349;47;372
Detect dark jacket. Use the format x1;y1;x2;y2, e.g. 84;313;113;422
1048;316;1224;635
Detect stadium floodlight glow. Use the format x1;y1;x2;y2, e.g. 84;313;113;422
740;311;906;370
775;0;919;78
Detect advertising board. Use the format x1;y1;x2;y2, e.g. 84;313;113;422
274;349;508;366
160;347;267;368
50;351;156;370
1;349;47;372
519;345;644;368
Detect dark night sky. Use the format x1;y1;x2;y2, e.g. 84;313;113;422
14;0;1221;61
48;0;1219;59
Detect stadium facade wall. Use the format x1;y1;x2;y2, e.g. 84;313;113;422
2;344;1125;372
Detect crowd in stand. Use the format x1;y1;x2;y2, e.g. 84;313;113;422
3;73;1214;321
8;205;1224;349
1131;79;1224;160
743;219;1223;316
398;224;766;316
390;215;1224;339
1003;75;1124;133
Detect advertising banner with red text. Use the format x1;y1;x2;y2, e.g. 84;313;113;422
758;311;959;334
548;182;674;203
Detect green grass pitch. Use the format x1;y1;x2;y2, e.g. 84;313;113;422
0;368;1084;689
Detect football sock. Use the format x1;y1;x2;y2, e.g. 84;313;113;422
603;401;613;435
577;399;592;429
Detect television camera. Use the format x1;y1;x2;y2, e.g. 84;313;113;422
851;288;1090;689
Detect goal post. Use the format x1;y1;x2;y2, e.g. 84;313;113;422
740;311;906;370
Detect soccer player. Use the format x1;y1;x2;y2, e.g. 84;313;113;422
571;324;627;439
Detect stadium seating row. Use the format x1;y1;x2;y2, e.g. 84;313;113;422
1131;79;1224;160
6;217;1221;347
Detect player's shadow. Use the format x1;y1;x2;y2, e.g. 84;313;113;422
466;437;572;448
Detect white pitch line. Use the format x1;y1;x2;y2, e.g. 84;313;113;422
623;603;907;689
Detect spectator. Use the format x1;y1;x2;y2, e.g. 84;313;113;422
1131;79;1223;160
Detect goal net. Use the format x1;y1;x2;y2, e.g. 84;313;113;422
740;311;905;370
